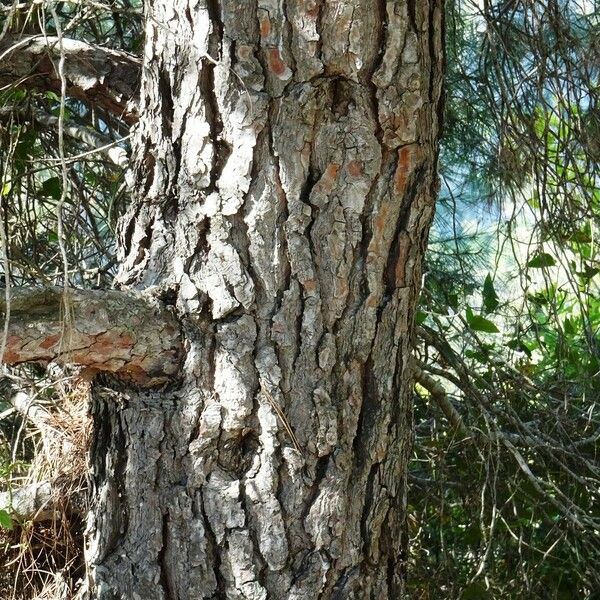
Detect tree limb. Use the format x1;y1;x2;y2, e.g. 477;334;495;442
1;287;183;386
0;480;84;522
0;34;140;122
412;357;600;529
10;390;50;429
412;359;472;439
0;106;128;167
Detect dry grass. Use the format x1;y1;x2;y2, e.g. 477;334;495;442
0;378;91;600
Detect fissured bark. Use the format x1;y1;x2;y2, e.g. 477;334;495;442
87;1;444;598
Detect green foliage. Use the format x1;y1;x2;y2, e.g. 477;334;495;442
0;446;26;533
0;3;142;596
527;252;556;268
0;510;12;531
466;306;500;333
482;274;499;314
0;0;142;287
410;0;600;598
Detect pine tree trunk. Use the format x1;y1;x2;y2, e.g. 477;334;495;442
86;1;444;598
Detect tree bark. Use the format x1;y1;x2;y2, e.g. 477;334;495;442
86;1;444;598
1;287;182;385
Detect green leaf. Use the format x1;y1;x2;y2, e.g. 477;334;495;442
6;88;26;102
45;91;61;102
527;253;556;268
466;307;500;333
463;524;482;545
1;181;11;197
415;311;428;325
465;349;490;363
576;263;599;280
39;177;61;200
0;509;13;530
570;229;592;244
15;127;37;163
527;291;548;305
563;317;576;335
447;292;459;311
528;194;540;209
482;273;499;313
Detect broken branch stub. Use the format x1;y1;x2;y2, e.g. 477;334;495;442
1;287;183;386
0;34;140;122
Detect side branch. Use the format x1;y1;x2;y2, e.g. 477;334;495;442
0;480;85;522
1;287;183;386
0;106;128;167
412;359;472;439
0;35;141;122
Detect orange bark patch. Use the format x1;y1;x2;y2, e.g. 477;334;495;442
68;352;88;364
373;202;391;246
334;278;349;300
3;350;20;363
392;114;408;132
95;336;113;347
305;0;320;17
267;48;287;77
347;160;363;177
394;145;414;194
303;279;317;293
237;45;253;60
366;294;379;308
122;364;154;385
318;162;341;193
117;334;135;349
91;336;116;353
260;16;271;38
325;162;340;181
39;334;61;349
394;233;411;288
